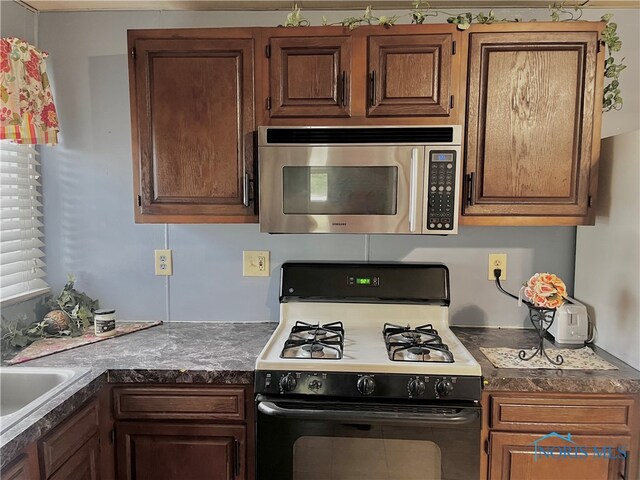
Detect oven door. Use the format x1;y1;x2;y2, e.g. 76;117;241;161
258;146;425;234
256;395;481;480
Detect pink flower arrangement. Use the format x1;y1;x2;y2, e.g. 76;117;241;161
523;273;567;309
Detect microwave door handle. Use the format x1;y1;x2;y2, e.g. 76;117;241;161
258;401;479;426
409;148;419;232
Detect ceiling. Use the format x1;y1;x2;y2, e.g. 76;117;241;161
19;0;640;11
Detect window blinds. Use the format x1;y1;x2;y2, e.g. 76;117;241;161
0;141;49;305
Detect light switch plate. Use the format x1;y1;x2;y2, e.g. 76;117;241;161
243;250;270;277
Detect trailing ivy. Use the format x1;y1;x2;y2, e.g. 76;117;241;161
280;2;625;112
600;13;625;111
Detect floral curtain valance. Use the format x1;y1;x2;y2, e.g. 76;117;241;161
1;37;59;145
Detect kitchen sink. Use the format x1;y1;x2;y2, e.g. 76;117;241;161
0;367;90;434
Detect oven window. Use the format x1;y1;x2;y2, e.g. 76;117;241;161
292;436;441;480
283;166;398;215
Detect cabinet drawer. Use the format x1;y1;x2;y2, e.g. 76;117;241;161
490;395;635;434
113;386;246;421
40;399;99;478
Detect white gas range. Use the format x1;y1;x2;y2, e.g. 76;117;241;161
254;262;483;480
255;262;482;403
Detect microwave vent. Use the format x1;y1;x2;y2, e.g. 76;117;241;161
265;127;455;144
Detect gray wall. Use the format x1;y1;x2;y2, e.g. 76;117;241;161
35;7;635;326
0;1;37;43
575;130;640;370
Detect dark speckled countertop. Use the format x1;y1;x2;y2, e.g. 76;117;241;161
1;322;277;469
2;322;639;469
452;326;640;394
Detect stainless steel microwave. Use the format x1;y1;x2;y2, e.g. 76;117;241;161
258;126;462;234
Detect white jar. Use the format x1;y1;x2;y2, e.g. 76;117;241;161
94;309;116;337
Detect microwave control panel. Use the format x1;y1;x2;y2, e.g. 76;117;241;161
425;151;457;232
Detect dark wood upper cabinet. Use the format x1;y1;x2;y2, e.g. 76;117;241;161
128;29;256;223
269;36;351;118
368;34;453;117
262;25;460;125
462;24;604;226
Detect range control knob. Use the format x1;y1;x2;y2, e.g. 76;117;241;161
308;379;322;391
435;379;454;397
280;373;297;392
408;379;426;396
357;375;376;396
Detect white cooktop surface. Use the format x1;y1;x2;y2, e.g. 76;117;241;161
256;302;482;376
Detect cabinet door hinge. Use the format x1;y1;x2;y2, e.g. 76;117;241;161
484;439;490;454
130;47;136;59
588;195;593;207
597;40;605;53
110;429;115;444
137;195;142;207
265;44;271;58
266;96;272;111
450;95;454;109
452;41;456;55
234;439;241;477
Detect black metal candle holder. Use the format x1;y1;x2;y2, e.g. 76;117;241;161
519;306;563;365
494;275;564;366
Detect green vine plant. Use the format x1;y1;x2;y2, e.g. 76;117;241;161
281;2;625;111
600;13;625;111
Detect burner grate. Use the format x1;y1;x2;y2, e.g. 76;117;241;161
383;323;454;363
280;321;344;359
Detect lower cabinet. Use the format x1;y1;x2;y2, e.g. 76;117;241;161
1;448;38;480
484;392;640;480
113;385;252;480
39;398;101;480
47;435;100;480
116;423;244;480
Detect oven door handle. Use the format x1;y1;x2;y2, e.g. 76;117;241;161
257;401;479;426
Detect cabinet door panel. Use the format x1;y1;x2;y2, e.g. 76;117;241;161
368;34;452;117
116;422;245;480
269;36;351;117
489;432;629;480
464;31;599;219
1;455;32;480
48;434;100;480
40;400;99;478
131;37;255;218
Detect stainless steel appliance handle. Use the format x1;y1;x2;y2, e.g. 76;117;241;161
257;401;479;426
409;148;419;232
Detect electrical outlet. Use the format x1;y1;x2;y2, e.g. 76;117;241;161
243;250;270;277
488;253;507;280
155;249;173;276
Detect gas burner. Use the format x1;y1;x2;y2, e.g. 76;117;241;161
390;343;454;363
384;323;454;363
301;344;325;358
383;322;442;345
280;321;344;359
406;346;431;360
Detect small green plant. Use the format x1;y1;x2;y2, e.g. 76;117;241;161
600;13;625;111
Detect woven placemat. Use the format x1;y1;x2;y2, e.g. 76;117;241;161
6;321;163;365
479;346;618;370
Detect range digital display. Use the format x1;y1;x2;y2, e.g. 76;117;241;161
347;275;380;287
